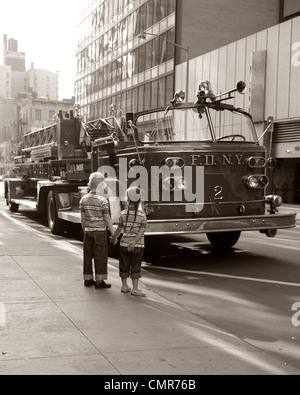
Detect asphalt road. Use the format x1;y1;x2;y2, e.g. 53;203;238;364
139;226;300;370
1;181;300;371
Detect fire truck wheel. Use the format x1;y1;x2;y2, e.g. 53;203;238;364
206;231;241;250
9;202;19;213
47;191;64;235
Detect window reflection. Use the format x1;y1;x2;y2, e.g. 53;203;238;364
76;0;176;118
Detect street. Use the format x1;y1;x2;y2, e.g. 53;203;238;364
141;227;300;369
1;180;300;372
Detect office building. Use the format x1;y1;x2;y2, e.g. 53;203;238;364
174;1;300;203
75;0;282;121
3;35;25;72
0;65;11;99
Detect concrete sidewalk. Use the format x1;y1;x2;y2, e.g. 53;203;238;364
0;209;299;376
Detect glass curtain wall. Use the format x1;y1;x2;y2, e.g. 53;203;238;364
75;0;176;121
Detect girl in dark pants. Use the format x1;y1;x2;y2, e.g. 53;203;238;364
112;187;147;296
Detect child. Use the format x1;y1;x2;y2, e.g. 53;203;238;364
112;187;147;296
80;172;115;289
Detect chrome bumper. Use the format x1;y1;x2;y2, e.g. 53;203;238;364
145;212;297;236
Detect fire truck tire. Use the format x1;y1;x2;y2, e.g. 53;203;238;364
206;231;241;250
47;191;64;235
9;202;19;213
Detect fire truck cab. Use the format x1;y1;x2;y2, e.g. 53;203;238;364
91;80;296;249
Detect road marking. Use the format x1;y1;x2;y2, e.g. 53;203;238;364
147;266;300;288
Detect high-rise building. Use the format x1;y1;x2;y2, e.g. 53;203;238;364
0;35;74;168
26;63;58;101
0;65;11;99
75;0;176;121
75;0;281;121
3;35;26;97
1;36;59;100
3;35;25;72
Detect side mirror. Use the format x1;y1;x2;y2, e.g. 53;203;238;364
256;116;274;143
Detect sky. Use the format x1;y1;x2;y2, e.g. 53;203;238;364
0;0;80;100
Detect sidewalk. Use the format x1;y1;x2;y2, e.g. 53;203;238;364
0;208;299;376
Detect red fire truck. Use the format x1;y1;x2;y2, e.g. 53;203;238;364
5;81;296;250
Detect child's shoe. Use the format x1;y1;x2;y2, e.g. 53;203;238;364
131;289;146;297
84;280;96;287
95;281;111;289
121;286;131;293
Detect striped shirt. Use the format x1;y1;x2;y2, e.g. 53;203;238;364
79;192;109;232
117;208;147;248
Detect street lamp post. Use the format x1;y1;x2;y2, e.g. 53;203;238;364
138;31;190;101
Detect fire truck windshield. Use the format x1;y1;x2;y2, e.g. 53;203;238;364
136;105;257;144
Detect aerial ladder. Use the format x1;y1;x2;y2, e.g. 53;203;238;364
4;110;122;234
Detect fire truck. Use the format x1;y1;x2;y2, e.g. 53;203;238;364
4;109;122;235
5;81;297;250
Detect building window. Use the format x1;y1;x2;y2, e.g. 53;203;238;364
75;0;176;119
281;0;300;21
49;110;55;120
35;109;42;121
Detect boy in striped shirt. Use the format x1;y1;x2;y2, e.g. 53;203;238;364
80;172;115;289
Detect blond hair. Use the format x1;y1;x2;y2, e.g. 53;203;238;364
88;172;105;191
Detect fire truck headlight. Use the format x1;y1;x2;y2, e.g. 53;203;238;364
163;157;185;169
258;176;269;188
165;158;174;169
171;90;186;104
246;175;259;189
265;195;283;207
176;158;185;168
246;175;269;189
247;157;266;168
266;157;278;168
